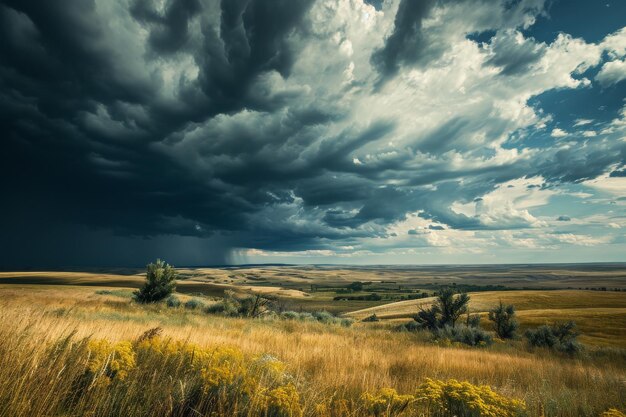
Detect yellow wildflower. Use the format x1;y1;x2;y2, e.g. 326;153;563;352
361;388;414;417
601;410;626;417
415;378;526;417
86;339;136;385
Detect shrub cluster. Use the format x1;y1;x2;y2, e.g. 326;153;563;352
165;292;355;327
165;295;181;308
280;310;354;327
407;288;491;347
204;290;275;318
434;325;493;347
184;298;206;310
525;321;582;354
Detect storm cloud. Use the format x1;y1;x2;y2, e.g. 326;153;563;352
1;0;625;267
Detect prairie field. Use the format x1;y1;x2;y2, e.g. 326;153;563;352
0;265;625;417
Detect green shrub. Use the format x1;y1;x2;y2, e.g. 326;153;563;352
204;291;275;318
397;321;421;332
435;325;493;347
525;321;582;354
280;311;302;320
184;298;205;310
237;294;276;317
414;288;470;330
133;259;177;303
204;299;239;317
166;295;181;308
313;311;335;324
340;318;355;327
280;310;350;326
280;311;315;321
298;312;315;321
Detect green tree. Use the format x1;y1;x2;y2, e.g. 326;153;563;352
134;259;177;303
438;288;470;328
414;287;470;330
347;281;364;292
488;301;519;339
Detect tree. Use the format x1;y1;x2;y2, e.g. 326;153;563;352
347;281;364;292
415;304;441;330
438;288;470;328
134;259;177;303
488;301;519;339
414;287;470;330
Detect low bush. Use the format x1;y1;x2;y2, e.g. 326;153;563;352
525;321;582;354
396;321;421;332
312;311;335;324
166;295;181;308
340;318;355;327
184;298;206;310
434;325;493;347
279;310;353;326
204;291;275;318
205;298;240;316
280;311;304;320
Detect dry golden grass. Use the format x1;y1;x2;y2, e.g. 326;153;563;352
346;290;626;347
0;285;625;416
348;290;626;318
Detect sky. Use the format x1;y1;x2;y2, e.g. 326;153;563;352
0;0;625;268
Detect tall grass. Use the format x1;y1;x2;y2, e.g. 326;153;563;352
0;288;624;416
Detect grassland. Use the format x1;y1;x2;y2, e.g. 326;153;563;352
346;290;626;348
0;264;625;416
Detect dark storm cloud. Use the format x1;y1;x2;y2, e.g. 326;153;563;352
193;0;315;114
131;0;202;55
0;0;315;267
0;0;624;266
370;0;436;82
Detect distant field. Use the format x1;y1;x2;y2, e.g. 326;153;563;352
3;263;625;289
2;263;625;315
346;290;626;347
1;265;625;346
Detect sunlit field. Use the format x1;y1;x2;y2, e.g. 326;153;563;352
0;265;625;417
